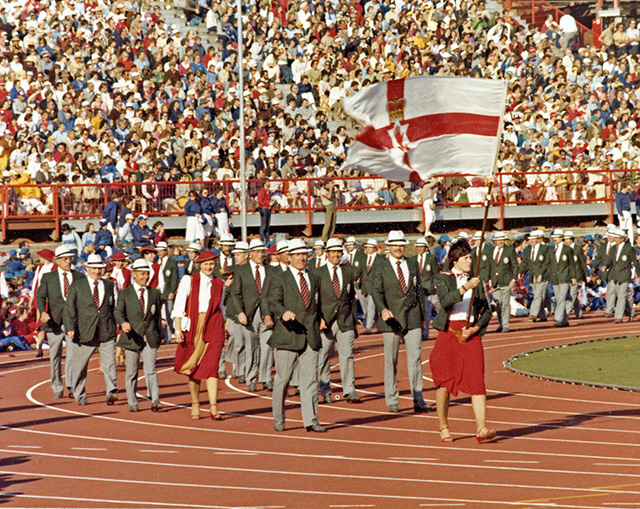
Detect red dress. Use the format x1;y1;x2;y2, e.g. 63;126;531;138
429;320;486;396
174;273;225;380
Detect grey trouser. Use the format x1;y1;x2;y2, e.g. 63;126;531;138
606;281;617;316
124;345;159;407
163;299;174;341
70;340;118;404
47;330;74;396
552;283;570;326
565;283;582;319
529;280;548;320
613;281;634;320
272;344;319;428
240;312;271;385
422;296;433;340
360;293;376;332
493;286;511;330
229;320;245;377
383;328;424;407
318;321;356;397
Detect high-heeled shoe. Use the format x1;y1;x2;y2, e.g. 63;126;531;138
476;427;496;443
439;427;453;443
210;405;223;421
191;402;200;420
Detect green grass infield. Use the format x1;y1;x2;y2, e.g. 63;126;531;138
504;336;640;392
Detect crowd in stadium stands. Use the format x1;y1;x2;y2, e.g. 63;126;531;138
2;0;640;221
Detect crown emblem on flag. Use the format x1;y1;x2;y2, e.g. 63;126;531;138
387;95;405;122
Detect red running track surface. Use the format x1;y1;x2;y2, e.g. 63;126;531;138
1;312;640;508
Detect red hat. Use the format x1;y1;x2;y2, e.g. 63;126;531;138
110;251;129;261
140;245;156;253
195;250;218;263
37;249;55;261
266;245;277;255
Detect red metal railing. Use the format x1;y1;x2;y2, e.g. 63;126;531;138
0;170;631;242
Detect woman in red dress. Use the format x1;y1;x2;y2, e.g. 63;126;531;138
429;239;496;443
173;251;226;420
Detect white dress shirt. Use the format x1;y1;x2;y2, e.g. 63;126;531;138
132;282;148;315
449;269;474;322
290;267;311;297
389;256;408;289
326;261;343;292
172;274;217;318
57;267;72;301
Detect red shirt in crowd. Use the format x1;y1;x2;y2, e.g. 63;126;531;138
257;186;271;208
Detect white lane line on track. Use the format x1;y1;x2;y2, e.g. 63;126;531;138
6;445;41;449
329;505;375;507
484;460;539;464
0;466;635;506
388;457;439;461
0;492;227;508
71;447;106;451
139;450;177;453
594;463;640;467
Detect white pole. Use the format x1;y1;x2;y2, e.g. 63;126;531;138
237;0;247;242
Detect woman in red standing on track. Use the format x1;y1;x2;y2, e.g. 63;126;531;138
172;251;226;420
429;239;496;443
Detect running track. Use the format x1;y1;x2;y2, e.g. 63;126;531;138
1;312;640;508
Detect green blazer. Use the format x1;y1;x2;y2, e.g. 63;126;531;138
228;262;268;323
354;252;383;296
267;268;321;352
593;241;614;281
548;243;577;285
313;263;357;332
470;243;492;282
489;244;519;288
519;244;551;281
115;285;163;351
185;258;200;275
605;242;640;284
63;278;117;345
159;258;179;300
432;272;492;336
36;269;85;333
411;251;439;296
370;257;424;334
259;264;285;325
570;244;589;282
213;254;234;280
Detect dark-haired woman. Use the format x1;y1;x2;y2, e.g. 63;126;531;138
429;239;495;443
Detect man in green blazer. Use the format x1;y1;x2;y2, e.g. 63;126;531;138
63;254;118;405
564;231;589;320
603;228;640;322
225;240;249;381
115;258;164;412
470;231;492;283
592;226;616;317
155;241;179;343
519;230;551;322
314;238;361;404
352;238;381;334
549;229;577;327
488;231;519;333
36;245;85;398
412;236;439;340
267;238;325;433
184;242;201;275
214;233;235;280
371;230;430;414
228;239;274;392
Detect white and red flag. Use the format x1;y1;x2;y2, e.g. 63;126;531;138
342;76;507;182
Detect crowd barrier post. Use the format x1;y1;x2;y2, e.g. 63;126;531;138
531;0;536;25
498;172;505;230
608;172;615;225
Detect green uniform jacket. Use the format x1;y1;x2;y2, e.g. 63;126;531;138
489;244;519;288
228;262;270;323
260;264;286;326
185;258;200;275
114;285;163;351
432;272;492;336
605;242;640;284
519;244;551;281
313;263;357;332
411;251;439;295
470;243;492;282
36;269;85;333
159;258;179;300
63;278;117;345
592;241;614;281
371;257;424;334
571;244;589;282
267;268;321;351
354;252;383;296
548;243;577;285
213;254;234;280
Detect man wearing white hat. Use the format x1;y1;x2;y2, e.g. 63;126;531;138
114;259;164;412
311;240;327;269
228;239;275;391
63;254;119;405
353;238;380;334
371;231;430;413
36;246;85;398
549;229;577;327
156;241;179;342
314;238;361;403
602;228;639;323
225;240;250;380
344;237;360;267
412;237;439;340
563;231;589;320
185;242;202;275
519;230;551;322
488;232;518;333
267;238;325;432
592;226;616;317
470;231;492;283
215;233;235;278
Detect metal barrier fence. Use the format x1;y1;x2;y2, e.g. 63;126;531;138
0;170;629;241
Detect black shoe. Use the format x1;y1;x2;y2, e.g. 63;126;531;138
107;393;118;405
605;313;612;318
77;400;87;406
502;328;510;333
67;390;74;399
306;423;327;433
321;393;332;404
151;403;164;412
247;382;257;392
413;401;433;413
238;376;246;384
218;372;227;380
294;388;300;396
53;392;63;399
129;405;139;412
35;347;43;358
263;381;273;391
388;404;400;413
345;393;362;404
495;326;502;333
274;422;285;432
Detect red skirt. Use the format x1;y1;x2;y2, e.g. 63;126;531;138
429;320;486;396
174;312;225;381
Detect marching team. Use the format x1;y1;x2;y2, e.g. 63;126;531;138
31;224;635;440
